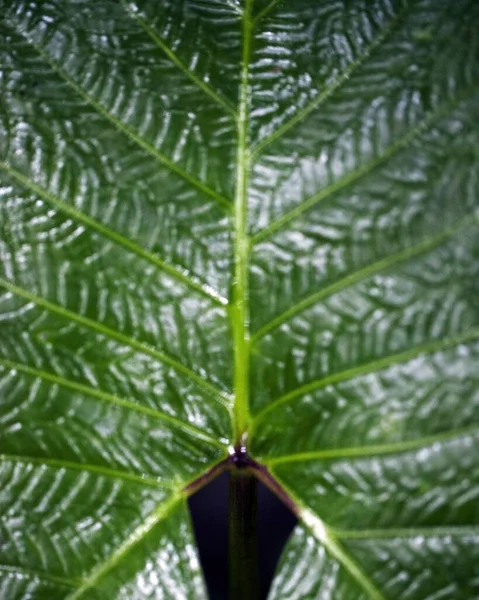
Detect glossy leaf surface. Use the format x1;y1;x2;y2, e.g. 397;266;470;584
0;0;478;598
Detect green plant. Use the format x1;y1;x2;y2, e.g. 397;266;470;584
1;0;478;598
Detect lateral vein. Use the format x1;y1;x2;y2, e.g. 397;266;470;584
0;453;174;489
268;473;387;600
334;525;479;540
0;358;228;447
0;564;81;588
0;161;228;307
251;84;479;244
12;24;232;211
264;425;479;465
0;279;231;407
254;327;479;423
65;495;182;600
252;1;409;155
253;0;284;25
118;0;237;116
307;518;387;600
252;213;479;341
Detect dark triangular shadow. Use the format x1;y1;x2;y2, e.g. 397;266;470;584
188;470;297;600
257;479;298;599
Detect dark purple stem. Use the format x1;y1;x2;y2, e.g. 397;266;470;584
229;447;258;600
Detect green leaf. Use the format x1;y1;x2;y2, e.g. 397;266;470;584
0;0;478;598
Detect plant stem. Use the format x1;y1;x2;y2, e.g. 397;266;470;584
229;470;258;600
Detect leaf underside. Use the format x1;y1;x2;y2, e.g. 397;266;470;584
0;0;478;598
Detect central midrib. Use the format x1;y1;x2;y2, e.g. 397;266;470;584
231;0;254;442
